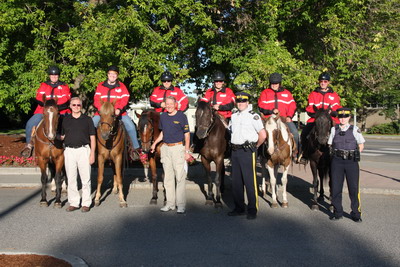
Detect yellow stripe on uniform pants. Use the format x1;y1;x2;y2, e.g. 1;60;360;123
252;151;259;210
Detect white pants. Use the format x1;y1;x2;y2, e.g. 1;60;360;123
160;144;187;209
64;146;92;207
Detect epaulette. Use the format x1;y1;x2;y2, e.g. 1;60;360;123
232;110;239;114
249;110;255;114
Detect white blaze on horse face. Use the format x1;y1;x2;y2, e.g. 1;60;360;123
265;117;277;155
47;108;55;140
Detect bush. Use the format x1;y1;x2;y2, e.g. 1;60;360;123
367;122;400;135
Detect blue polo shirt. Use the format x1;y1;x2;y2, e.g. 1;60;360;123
159;111;189;144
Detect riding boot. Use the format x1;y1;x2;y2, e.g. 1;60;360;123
21;142;34;157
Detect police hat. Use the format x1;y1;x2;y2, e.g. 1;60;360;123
337;107;351;118
235;92;250;102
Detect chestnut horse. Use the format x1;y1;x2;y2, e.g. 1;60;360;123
34;95;65;207
261;114;295;208
94;100;127;207
304;107;333;210
136;109;164;204
195;101;226;207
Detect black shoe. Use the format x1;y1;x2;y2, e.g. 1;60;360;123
329;215;343;221
247;213;257;220
228;210;245;216
352;217;362;223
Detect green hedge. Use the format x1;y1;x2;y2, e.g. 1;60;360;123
367;122;400;135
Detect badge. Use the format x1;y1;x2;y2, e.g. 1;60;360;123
328;95;334;100
254;115;260;120
282;94;288;97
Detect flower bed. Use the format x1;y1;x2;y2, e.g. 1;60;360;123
0;155;35;167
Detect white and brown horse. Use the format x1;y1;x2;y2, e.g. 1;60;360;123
261;114;295;208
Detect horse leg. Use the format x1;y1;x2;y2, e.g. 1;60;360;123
281;166;289;208
214;159;224;208
260;157;267;196
317;167;325;202
111;162;118;194
38;159;49;207
149;157;158;204
310;160;319;210
94;156;105;206
267;165;278;208
53;158;64;208
220;163;225;194
202;158;213;205
115;157;127;208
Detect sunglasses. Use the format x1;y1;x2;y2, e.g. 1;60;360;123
71;104;82;107
162;80;172;83
319;80;329;83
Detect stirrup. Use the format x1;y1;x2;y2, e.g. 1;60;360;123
21;144;33;158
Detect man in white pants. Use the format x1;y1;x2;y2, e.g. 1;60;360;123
61;97;96;212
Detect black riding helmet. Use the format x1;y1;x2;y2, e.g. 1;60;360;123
212;71;225;81
107;65;119;73
269;73;282;84
161;71;174;81
47;66;60;75
318;72;330;81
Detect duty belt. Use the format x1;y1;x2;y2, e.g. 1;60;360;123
333;149;358;160
231;142;256;151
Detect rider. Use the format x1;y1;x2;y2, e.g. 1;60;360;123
21;66;71;157
150;71;188;112
258;73;299;159
298;72;342;164
92;65;140;158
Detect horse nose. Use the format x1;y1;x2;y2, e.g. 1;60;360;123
196;129;207;139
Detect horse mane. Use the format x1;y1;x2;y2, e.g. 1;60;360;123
44;98;57;108
138;110;151;131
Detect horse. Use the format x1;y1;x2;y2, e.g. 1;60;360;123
94;100;127;208
136;109;164;204
195;101;227;207
34;95;65;207
261;113;295;208
305;107;333;210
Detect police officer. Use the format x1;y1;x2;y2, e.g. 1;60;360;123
228;92;266;220
328;107;365;222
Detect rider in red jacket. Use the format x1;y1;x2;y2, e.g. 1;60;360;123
258;73;299;158
150;71;188;112
298;72;342;164
200;71;236;120
21;66;71;157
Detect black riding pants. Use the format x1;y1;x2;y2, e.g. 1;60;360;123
231;147;258;214
331;156;361;219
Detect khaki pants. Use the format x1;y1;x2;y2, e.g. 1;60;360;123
160;144;187;209
64;146;92;207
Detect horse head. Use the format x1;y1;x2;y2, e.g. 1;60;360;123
99;99;117;140
137;110;158;153
313;106;332;145
195;101;214;139
42;94;59;141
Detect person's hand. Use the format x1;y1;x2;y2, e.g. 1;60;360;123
184;152;191;161
89;152;95;165
150;144;156;153
273;108;279;115
213;104;220;110
286;117;292;122
115;109;121;116
161;102;166;108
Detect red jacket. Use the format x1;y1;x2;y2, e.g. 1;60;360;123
33;81;71;115
94;81;130;115
150;85;188;112
200;87;235;119
305;87;341;123
258;87;296;118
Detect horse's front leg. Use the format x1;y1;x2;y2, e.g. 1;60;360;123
53;157;64;208
260;157;269;196
114;155;127;208
149;157;158;204
281;166;289;208
214;158;224;208
201;157;213;205
38;159;49;207
310;160;319;210
267;165;278;208
94;156;105;206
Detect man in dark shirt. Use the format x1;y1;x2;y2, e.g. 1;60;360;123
62;97;96;212
150;96;191;214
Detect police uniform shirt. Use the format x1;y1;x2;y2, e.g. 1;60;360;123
328;124;365;145
230;106;264;145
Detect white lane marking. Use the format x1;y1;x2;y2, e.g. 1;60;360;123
361;153;384;157
363;149;400;155
381;148;400;151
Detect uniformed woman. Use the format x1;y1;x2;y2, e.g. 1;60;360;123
328;107;365;222
228;92;266;220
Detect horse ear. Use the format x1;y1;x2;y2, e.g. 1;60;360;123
313;105;318;112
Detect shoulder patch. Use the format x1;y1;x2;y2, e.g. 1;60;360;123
253;115;260;120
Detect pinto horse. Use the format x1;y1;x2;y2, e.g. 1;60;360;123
261;114;295;208
35;95;65;207
136;109;164;204
195;101;226;207
305;107;333;210
94;100;127;208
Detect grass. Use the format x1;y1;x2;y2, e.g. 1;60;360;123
0;129;25;135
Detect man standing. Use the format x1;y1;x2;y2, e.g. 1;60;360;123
150;96;191;214
228;92;266;220
62;97;96;212
328;107;365;222
150;71;188;112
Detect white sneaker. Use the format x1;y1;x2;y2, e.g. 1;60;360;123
177;207;186;214
160;206;175;212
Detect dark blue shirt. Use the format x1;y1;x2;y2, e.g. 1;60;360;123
159;111;189;144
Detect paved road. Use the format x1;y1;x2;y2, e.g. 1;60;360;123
1;187;400;267
363;138;400;163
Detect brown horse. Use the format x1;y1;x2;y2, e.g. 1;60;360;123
195;101;226;207
136;109;164;204
34;95;65;207
94;100;127;208
261;114;295;208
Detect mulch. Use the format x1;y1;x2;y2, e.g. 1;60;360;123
0;135;26;158
0;254;71;267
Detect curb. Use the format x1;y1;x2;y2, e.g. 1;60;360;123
0;251;88;267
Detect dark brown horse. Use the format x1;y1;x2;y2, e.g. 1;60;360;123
94;100;127;207
195;101;226;207
34;95;65;207
136;109;164;204
305;107;333;210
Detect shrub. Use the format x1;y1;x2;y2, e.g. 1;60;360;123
367;122;400;135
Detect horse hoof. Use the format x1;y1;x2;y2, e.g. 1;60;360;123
94;200;100;207
317;196;324;202
329;205;334;213
214;202;223;209
205;200;214;205
120;202;128;208
271;203;278;208
282;202;289;208
40;201;48;207
54;202;62;208
311;204;319;211
112;189;118;195
149;199;157;205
